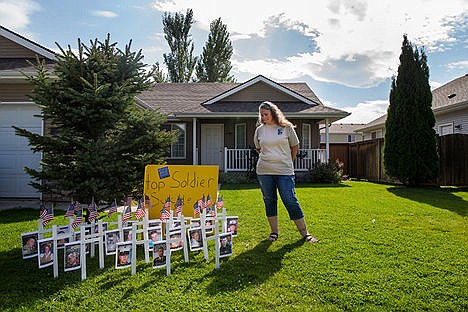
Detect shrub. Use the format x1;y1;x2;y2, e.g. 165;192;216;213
308;160;343;184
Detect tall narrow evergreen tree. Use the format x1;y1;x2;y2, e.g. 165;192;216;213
384;35;439;185
14;35;176;203
162;8;197;82
196;17;235;82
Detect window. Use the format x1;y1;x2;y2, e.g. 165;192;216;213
438;123;453;136
347;134;356;143
169;123;186;158
235;124;246;149
302;124;311;149
371;131;378;140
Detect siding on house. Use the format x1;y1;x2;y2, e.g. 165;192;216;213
434;110;468;135
0;36;37;58
223;81;316;103
320;123;365;143
0;83;33;101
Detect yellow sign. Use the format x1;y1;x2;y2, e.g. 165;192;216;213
144;165;219;219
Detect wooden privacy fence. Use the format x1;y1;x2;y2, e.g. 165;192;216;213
325;134;467;186
437;134;468;186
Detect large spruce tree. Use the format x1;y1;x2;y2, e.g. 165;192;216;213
162;8;197;82
14;35;176;203
195;17;235;82
384;35;439;185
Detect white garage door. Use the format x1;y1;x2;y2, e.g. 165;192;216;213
0;103;42;198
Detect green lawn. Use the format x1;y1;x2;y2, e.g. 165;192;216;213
0;181;466;311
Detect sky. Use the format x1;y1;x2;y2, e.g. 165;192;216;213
1;0;467;124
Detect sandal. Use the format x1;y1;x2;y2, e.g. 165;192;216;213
268;233;278;242
304;234;318;243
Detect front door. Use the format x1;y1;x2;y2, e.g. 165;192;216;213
201;124;224;170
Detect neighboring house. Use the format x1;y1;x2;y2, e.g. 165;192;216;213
355;74;468;140
432;74;468;136
0;26;56;198
354;114;387;141
0;26;350;198
136;75;350;172
319;123;365;143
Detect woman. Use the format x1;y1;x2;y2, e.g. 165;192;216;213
254;101;318;243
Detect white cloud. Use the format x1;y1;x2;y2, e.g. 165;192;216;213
92;11;118;18
0;0;40;36
152;0;467;88
430;81;443;90
447;60;468;70
337;100;389;124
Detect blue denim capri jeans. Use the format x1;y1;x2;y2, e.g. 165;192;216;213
257;175;304;220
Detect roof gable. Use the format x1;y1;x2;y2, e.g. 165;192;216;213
0;25;55;60
203;75;320;105
432;74;468;109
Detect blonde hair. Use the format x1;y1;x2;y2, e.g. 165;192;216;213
257;101;294;127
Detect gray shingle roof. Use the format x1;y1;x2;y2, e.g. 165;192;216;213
320;123;367;134
432;74;468;108
136;79;349;119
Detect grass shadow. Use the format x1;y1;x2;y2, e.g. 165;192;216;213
388;186;468;216
193;238;304;295
0;247;83;309
0;208;40;224
295;183;351;189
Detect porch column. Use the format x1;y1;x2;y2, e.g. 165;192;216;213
325;118;329;162
192;118;197;165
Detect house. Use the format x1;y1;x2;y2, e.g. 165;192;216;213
319;123;365;143
354;114;387;141
0;26;56;198
432;74;468;135
136;76;350;172
0;26;349;198
355;74;468;140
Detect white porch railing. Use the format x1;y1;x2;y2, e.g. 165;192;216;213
224;148;327;172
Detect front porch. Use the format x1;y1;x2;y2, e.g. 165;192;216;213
224;148;327;172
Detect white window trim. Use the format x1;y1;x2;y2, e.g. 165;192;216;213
169;123;186;159
438;122;454;136
235;123;246;149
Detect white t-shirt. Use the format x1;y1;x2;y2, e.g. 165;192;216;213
254;124;299;175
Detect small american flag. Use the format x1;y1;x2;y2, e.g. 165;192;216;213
122;205;132;223
135;198;146;220
193;201;200;217
164;196;171;210
72;209;83;229
108;199;118;217
206;194;212;207
124;196;132;207
198;195;205;210
40;203;54;226
64;202;75;218
175;195;183;215
216;196;224;210
73;201;81;213
88;201;98;223
160;207;170;221
211;204;216;217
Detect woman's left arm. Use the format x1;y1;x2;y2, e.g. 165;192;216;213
290;144;299;161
